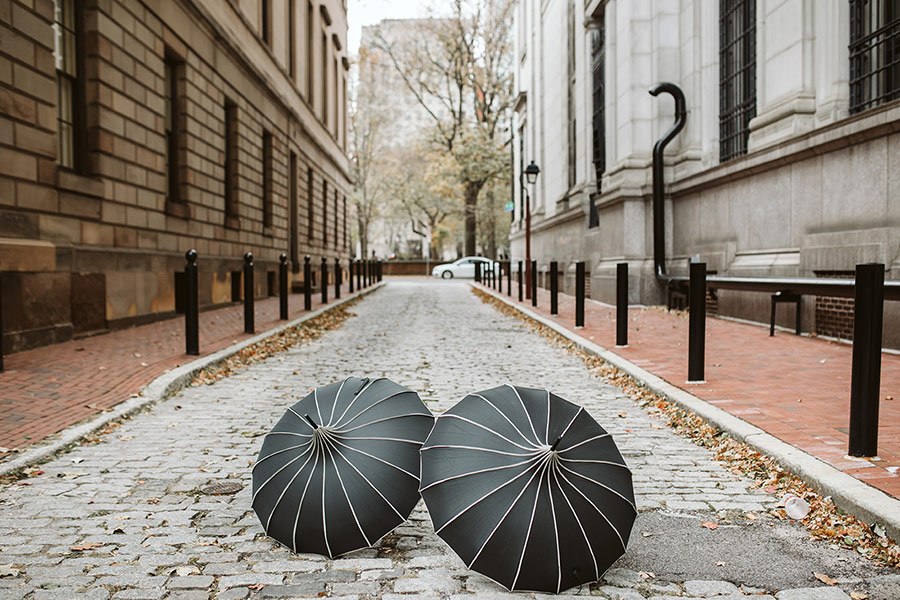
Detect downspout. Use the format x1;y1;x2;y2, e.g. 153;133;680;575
648;82;687;280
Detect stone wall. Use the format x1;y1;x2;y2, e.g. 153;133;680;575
0;0;352;353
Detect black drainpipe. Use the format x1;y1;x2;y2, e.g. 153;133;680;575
648;82;687;280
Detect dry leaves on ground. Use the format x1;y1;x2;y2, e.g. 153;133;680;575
473;287;900;568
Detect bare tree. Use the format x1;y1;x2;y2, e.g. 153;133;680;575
373;0;515;256
348;48;390;258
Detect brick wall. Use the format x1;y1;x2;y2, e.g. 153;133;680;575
815;271;855;340
0;0;352;353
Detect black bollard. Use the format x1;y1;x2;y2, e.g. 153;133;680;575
356;259;362;290
849;262;885;457
304;256;312;311
616;263;628;346
576;261;585;327
335;258;341;299
279;254;288;320
688;261;706;382
184;249;199;355
348;258;355;293
475;260;482;283
243;252;255;334
518;261;524;302
320;257;328;304
550;261;558;315
531;260;538;307
507;260;512;296
378;260;383;282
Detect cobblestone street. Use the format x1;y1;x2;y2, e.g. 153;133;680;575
0;280;897;600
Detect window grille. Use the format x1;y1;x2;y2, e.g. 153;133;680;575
719;0;757;162
54;0;82;170
850;0;900;113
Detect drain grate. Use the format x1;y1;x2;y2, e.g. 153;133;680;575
199;481;243;496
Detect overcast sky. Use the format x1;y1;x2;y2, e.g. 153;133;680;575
347;0;423;55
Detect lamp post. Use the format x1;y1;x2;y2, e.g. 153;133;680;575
523;160;540;299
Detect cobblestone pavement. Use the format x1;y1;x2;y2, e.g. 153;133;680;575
0;280;897;600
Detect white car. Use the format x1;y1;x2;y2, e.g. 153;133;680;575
431;256;498;279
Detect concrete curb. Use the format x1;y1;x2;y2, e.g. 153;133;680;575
0;282;386;478
473;283;900;542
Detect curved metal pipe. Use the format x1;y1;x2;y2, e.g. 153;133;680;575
649;82;687;279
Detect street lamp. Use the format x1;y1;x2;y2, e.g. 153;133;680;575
522;161;540;299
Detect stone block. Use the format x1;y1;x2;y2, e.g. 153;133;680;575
0;236;55;271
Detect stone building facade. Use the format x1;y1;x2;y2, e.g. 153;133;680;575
511;0;900;346
1;0;351;353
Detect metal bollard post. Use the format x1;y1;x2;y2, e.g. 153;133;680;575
378;260;383;282
550;261;558;315
320;257;328;304
279;254;288;320
243;252;255;334
475;261;482;283
531;260;538;307
616;263;628;346
518;261;524;302
335;258;341;299
507;260;512;296
576;261;585;327
348;258;355;293
356;259;362;291
304;256;312;311
849;262;885;457
688;261;706;382
184;249;199;355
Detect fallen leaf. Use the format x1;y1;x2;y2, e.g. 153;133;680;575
716;561;726;567
0;565;20;578
617;411;627;418
701;521;719;530
71;458;83;464
70;542;103;552
247;583;265;590
850;592;869;599
814;572;838;586
641;532;653;537
638;571;655;580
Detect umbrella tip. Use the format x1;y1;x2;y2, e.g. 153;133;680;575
303;414;319;430
355;377;370;394
550;436;562;451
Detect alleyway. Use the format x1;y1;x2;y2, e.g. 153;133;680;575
0;280;896;599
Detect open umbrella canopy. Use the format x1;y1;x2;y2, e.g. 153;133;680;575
420;384;636;593
252;376;434;557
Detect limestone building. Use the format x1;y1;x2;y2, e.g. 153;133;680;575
0;0;351;353
511;0;900;345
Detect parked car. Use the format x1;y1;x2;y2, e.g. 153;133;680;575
431;257;497;279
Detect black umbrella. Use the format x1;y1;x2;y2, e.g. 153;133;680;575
419;384;636;593
252;376;434;557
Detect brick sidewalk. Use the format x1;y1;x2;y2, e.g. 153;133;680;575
476;281;900;499
0;282;364;456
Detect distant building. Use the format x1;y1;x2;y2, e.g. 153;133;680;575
0;0;351;353
512;0;900;346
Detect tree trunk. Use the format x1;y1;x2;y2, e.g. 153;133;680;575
486;188;497;259
464;181;481;256
357;217;368;259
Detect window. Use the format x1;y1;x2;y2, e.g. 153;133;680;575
290;151;299;266
719;0;757;162
322;179;328;244
224;99;239;228
307;1;314;97
289;0;297;79
164;49;186;211
322;32;329;122
343;195;348;250
334;56;339;134
333;188;338;243
54;0;84;170
590;23;606;189
261;0;271;47
850;0;900;113
307;167;315;239
262;130;273;228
